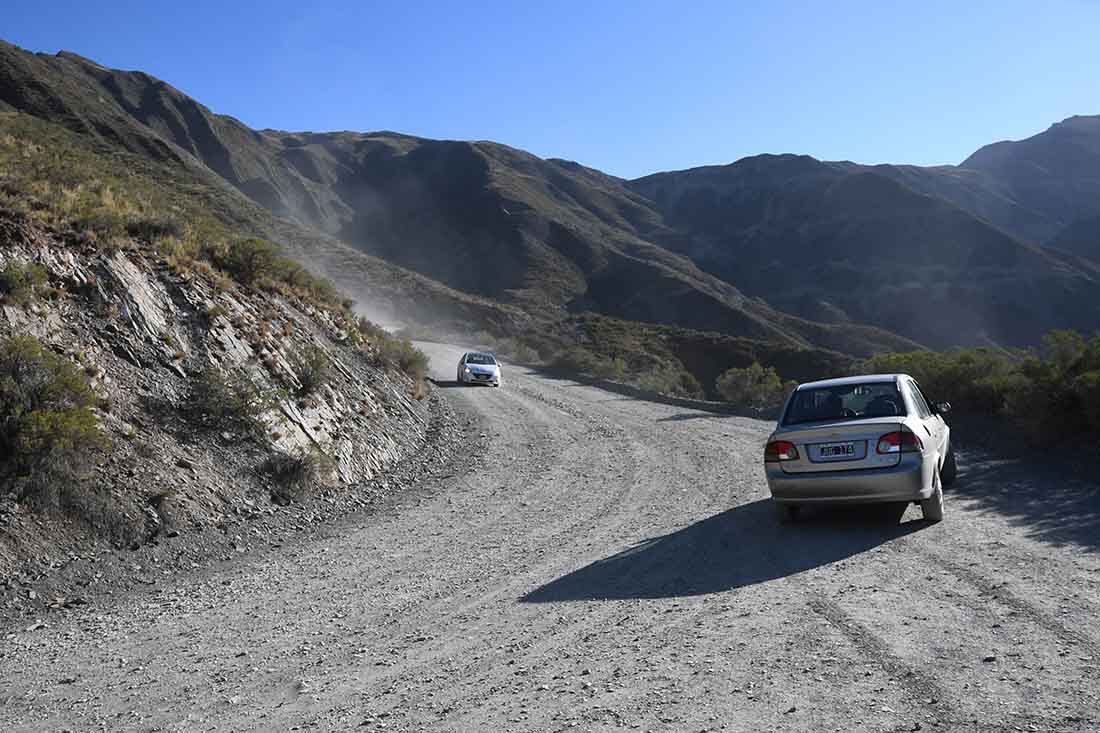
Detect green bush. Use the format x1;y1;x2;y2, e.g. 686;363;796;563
636;365;704;398
553;347;625;380
861;348;1019;414
212;237;279;287
290;344;332;395
185;365;274;435
73;209;128;239
0;260;48;305
551;345;706;397
357;317;390;344
0;334;110;508
863;330;1100;444
376;337;430;379
1074;370;1100;435
203;237;350;312
715;362;793;409
509;343;541;364
125;216;182;242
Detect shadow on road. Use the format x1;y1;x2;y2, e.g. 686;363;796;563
656;412;732;423
522;500;924;602
952;447;1100;551
428;378;464;388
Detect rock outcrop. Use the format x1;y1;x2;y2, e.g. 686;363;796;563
0;209;446;618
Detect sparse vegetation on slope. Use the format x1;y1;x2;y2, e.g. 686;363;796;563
0;113;352;315
0;106;449;586
541;314;852;400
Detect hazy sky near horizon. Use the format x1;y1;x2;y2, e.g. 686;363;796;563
5;1;1099;178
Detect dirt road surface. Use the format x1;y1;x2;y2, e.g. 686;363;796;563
2;342;1099;732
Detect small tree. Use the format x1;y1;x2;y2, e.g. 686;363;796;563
716;362;791;409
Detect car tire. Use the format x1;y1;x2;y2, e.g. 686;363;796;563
941;446;957;487
921;470;945;523
775;502;799;523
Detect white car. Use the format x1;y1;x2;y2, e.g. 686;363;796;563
457;351;502;387
764;373;956;523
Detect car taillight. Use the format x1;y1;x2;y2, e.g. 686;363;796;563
765;440;799;462
876;431;922;454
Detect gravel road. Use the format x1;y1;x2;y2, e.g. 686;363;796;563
2;342;1099;732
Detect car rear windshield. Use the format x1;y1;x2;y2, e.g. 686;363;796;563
782;382;906;425
466;353;497;365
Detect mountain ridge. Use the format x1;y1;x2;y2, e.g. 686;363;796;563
3;39;1099;354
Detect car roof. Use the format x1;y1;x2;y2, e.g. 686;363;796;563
796;373;909;390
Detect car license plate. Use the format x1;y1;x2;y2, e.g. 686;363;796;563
820;442;856;457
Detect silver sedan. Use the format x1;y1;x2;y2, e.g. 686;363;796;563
764;373;956;523
457;351;502;387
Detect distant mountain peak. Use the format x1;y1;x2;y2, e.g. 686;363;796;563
55;49;108;69
1051;114;1100;132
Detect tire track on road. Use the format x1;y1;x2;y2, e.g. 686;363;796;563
807;595;952;718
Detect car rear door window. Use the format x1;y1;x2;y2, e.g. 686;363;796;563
906;380;932;418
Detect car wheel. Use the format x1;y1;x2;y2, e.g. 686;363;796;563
941;446;957;487
920;469;945;523
775;502;799;523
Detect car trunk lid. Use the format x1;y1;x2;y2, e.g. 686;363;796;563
774;418;903;473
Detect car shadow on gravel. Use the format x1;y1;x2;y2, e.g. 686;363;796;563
522;500;925;602
656;412;731;423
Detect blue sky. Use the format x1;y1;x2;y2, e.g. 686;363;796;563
5;1;1099;178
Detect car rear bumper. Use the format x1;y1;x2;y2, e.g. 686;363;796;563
766;455;933;504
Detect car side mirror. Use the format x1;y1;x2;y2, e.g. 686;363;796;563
935;402;951;415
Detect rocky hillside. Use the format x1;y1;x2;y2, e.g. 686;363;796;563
960;115;1100;243
0;42;525;336
630;155;1100;347
0;42;953;355
3;39;1100;354
0;122;458;620
1052;212;1100;260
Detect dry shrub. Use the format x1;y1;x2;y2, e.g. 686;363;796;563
262;447;335;502
289;344;332;396
185;365;274;436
